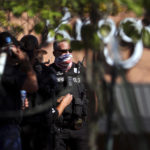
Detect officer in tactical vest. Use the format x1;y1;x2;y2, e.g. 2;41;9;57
49;39;89;150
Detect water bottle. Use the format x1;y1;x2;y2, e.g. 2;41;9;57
20;90;27;108
0;53;7;79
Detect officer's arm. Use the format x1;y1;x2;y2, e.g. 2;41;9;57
56;93;73;117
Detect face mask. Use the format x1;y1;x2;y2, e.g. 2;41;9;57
55;53;73;71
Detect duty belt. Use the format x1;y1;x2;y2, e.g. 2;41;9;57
55;118;85;130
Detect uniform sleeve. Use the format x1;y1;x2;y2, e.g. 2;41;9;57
51;107;59;120
46;107;59;126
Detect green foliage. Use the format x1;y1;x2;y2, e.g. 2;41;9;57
27;9;35;17
142;28;150;48
93;32;104;51
55;33;64;41
9;1;18;7
81;24;103;50
48;29;55;38
121;21;141;43
61;0;67;7
0;10;8;27
11;24;24;36
12;5;26;17
111;0;124;15
121;0;143;16
34;22;45;34
48;11;62;25
59;24;72;35
0;0;147;47
41;9;51;20
99;25;111;37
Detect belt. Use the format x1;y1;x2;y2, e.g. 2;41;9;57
55;118;86;130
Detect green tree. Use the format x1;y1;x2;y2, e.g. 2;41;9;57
0;0;145;39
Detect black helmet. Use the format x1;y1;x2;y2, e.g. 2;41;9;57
20;35;39;52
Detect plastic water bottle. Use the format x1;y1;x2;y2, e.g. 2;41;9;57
0;53;7;79
20;90;27;108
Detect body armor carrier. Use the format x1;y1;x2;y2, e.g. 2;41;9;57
50;62;88;129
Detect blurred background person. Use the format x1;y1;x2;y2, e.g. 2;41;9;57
0;31;38;150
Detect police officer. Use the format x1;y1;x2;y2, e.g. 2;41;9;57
0;32;38;150
49;39;89;150
20;35;73;150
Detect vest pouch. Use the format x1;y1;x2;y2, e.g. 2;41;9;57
74;118;83;130
73;98;83;117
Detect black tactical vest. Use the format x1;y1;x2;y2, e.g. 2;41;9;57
49;62;88;126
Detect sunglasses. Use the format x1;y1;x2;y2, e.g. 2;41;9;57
56;49;72;53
